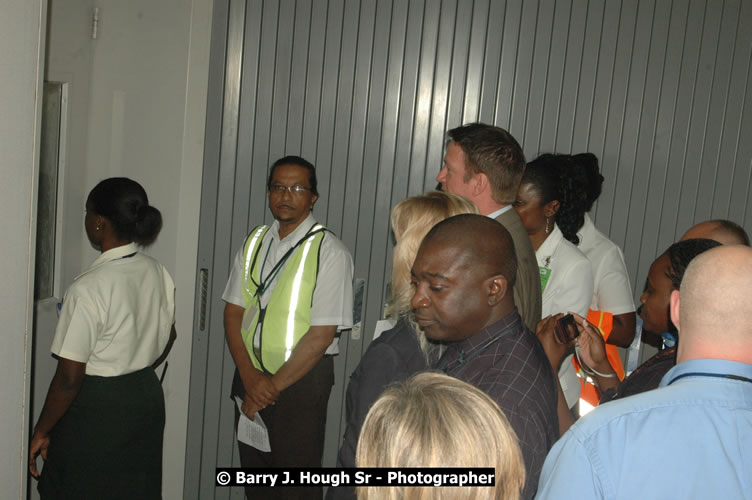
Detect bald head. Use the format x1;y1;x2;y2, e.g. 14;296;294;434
681;219;750;246
422;214;517;286
411;214;518;341
673;246;752;363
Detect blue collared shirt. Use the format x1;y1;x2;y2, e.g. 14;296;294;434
536;358;752;500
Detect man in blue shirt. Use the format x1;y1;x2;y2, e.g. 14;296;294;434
536;245;752;500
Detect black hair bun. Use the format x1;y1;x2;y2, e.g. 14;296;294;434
133;205;163;246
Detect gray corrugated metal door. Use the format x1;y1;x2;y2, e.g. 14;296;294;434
186;0;752;497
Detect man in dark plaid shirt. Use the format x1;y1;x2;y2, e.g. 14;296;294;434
411;214;559;499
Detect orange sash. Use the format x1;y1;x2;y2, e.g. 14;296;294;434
574;310;625;406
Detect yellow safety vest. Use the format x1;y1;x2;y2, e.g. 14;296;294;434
240;223;326;374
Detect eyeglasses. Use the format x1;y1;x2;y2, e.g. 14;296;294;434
269;184;312;195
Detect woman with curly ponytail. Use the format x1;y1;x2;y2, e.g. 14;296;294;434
514;154;593;417
563;153;637;351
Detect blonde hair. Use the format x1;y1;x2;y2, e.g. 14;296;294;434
387;191;478;319
356;372;525;500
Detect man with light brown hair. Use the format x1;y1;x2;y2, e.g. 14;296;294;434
437;123;541;331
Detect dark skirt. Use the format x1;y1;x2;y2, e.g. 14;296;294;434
38;366;165;500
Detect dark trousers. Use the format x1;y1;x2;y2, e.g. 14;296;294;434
235;356;334;500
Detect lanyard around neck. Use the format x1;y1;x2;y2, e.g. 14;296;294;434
668;371;752;385
250;225;326;298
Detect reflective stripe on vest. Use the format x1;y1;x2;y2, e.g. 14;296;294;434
285;234;318;361
240;224;326;374
243;226;268;292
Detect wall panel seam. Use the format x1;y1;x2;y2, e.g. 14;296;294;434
672;0;694;237
687;0;713;224
631;0;659;261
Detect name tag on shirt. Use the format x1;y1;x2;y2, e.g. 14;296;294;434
539;266;552;294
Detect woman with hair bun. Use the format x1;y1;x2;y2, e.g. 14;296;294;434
514;155;593;419
29;177;176;499
567;153;636;349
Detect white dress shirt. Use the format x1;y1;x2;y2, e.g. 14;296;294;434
577;214;635;315
536;223;593;407
52;242;176;376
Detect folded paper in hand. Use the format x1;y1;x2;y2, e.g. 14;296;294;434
234;396;271;452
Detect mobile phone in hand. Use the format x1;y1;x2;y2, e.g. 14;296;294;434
554;314;579;344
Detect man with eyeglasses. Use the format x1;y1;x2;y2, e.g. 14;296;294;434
222;156;354;499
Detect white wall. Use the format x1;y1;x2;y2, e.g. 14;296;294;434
45;0;94;290
0;0;46;497
43;0;211;497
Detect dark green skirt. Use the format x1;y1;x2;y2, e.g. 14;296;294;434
38;366;165;500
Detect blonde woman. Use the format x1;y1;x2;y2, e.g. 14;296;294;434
356;372;525;500
328;191;477;500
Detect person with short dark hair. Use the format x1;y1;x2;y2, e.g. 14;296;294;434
267;155;319;196
223;156;354;499
29;178;177;499
411;214;558;499
437;123;542;332
537;245;752;499
574;238;721;407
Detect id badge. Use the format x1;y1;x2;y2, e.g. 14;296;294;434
539;266;552;294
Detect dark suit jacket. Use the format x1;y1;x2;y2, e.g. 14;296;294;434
495;209;542;331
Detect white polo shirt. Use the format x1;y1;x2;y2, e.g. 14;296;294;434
536;223;593;407
52;243;176;376
222;214;354;355
577;214;635;315
537;224;593;319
